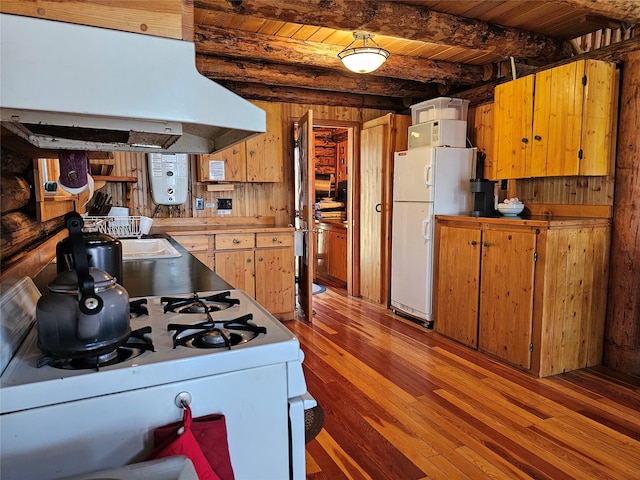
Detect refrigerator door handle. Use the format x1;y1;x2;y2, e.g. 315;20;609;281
424;164;433;187
422;218;432;240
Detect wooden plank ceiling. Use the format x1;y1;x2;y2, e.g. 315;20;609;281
193;0;639;110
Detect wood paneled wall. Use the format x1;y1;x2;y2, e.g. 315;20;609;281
94;103;390;227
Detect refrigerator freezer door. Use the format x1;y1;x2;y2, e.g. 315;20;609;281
393;148;433;202
390;201;434;322
432;147;476;214
393;147;474;209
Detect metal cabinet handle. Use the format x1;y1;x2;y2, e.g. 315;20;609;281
233;149;239;154
249;150;255;157
483;242;490;247
233;238;240;244
272;237;278;242
522;137;529;143
258;257;264;262
470;240;477;246
247;258;252;263
534;135;542;141
375;203;382;213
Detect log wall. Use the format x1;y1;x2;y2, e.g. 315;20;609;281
604;50;640;375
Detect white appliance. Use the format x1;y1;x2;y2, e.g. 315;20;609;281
0;14;265;153
0;285;315;480
391;146;475;327
408;119;468;149
148;154;189;205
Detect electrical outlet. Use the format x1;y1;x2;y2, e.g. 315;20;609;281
195;197;204;210
217;198;232;210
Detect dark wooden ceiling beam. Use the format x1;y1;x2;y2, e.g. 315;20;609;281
196;55;440;99
194;0;572;62
195;24;494;86
553;0;640;24
456;35;640;106
215;81;409;111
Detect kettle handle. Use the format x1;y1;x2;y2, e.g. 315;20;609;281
65;212;103;315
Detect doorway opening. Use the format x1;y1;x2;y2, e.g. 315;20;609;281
294;118;359;316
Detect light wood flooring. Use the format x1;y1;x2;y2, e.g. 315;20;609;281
285;286;640;480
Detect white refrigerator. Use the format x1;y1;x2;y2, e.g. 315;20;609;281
390;146;475;327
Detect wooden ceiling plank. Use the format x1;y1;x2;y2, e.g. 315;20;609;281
194;0;571;61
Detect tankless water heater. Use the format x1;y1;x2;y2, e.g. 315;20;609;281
148;153;189;205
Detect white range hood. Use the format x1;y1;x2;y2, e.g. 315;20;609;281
0;14;266;154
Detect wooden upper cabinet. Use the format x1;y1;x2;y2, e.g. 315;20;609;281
494;75;535;179
493;59;616;179
198;101;283;183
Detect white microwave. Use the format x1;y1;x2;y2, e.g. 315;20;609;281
408;119;467;149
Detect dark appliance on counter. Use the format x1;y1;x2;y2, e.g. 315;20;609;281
469;151;497;217
470;179;497;217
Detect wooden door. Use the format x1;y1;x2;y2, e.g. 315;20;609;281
493;75;534;179
434;223;482;348
359;114;410;305
359;121;386;303
214;250;256;297
478;227;536;370
296;110;315;321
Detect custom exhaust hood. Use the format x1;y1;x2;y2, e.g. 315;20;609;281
0;14;266;154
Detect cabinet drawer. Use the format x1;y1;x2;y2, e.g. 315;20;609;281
173;234;209;253
256;232;293;248
215;233;255;250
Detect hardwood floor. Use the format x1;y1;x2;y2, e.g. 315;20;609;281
286;286;640;480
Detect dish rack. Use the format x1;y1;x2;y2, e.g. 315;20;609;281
83;216;149;239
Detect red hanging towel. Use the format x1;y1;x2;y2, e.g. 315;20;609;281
147;405;235;480
147;405;221;480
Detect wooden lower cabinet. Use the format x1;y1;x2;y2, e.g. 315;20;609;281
315;222;347;285
170;228;295;321
434;215;610;377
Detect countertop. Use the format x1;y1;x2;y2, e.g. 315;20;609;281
435;214;611;228
33;235;232;298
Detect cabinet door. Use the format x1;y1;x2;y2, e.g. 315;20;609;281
580;60;616;176
198;144;246;182
214;250;255;297
246;102;283;182
493;75;534;179
478;228;536;369
315;228;330;277
434;224;481;347
328;231;347;283
536;62;584;177
255;247;294;316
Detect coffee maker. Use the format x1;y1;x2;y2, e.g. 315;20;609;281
470;151;497;217
470;179;497;217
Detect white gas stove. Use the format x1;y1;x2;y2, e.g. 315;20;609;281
0;279;314;480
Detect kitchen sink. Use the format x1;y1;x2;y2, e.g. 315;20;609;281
120;238;181;260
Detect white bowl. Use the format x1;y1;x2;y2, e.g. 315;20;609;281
497;203;524;216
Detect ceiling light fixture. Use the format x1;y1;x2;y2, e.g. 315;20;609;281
337;32;390;74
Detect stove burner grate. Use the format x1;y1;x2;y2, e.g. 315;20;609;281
168;312;266;349
161;291;240;314
37;326;154;370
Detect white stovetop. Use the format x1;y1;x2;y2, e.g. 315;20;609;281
0;289;303;414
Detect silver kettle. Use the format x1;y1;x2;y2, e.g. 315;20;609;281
36;212;131;358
